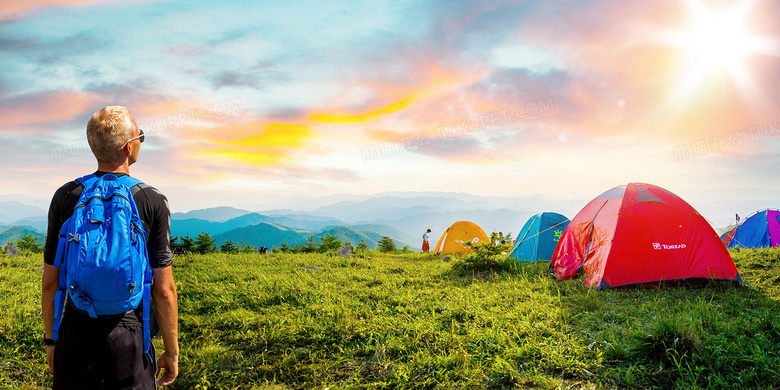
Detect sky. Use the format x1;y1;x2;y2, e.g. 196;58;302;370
1;0;779;227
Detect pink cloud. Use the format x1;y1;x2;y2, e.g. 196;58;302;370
0;0;162;21
0;90;102;131
0;0;112;21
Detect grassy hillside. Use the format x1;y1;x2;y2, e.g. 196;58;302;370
213;222;310;249
1;248;778;389
171;213;348;238
213;223;416;251
0;225;44;247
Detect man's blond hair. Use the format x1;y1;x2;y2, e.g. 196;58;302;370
86;106;135;163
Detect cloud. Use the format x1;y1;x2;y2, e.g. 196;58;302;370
224;123;311;149
191;123;313;168
0;31;106;84
0;0;151;22
213;70;262;89
210;62;285;90
0;0;93;21
0;90;102;130
0;36;34;51
311;97;413;123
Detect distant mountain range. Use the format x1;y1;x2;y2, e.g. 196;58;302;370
0;193;583;250
0;201;47;226
171;211;433;250
171;212;345;236
164;194;575;251
171;206;255;223
3;190;766;251
210;223;415;250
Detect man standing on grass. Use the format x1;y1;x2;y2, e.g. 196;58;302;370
42;106;179;388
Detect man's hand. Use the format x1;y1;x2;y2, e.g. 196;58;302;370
46;345;55;372
156;349;178;386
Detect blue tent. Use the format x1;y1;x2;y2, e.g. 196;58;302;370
720;209;780;248
509;212;570;262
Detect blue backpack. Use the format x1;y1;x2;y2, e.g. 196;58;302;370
52;173;152;355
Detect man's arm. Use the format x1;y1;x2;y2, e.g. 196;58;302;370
41;264;60;372
152;266;179;386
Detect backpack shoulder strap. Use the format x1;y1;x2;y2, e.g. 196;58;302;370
76;173;145;190
116;174;144;189
75;173;99;188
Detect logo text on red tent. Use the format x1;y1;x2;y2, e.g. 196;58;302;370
652;242;687;250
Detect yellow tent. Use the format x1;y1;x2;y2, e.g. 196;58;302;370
434;221;490;256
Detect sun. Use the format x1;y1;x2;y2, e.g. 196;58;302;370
684;4;750;71
663;0;772;100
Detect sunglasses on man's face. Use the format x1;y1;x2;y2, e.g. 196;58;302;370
121;129;145;149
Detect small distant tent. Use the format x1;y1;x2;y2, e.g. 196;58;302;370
509;212;570;262
434;221;490;256
720;209;780;248
551;183;742;289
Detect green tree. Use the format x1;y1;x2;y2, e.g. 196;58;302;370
302;235;317;253
170;236;181;250
180;234;195;253
15;233;43;254
356;239;369;252
377;236;396;253
318;233;342;253
278;242;292;253
238;240;256;253
220;240;238;254
194;231;217;254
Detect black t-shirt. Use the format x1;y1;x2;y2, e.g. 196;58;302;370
44;171;173;327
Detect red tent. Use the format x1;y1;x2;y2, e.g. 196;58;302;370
552;183;742;288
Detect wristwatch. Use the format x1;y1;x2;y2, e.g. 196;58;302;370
43;337;56;346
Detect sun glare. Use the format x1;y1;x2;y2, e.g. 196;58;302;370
667;0;767;99
686;8;749;70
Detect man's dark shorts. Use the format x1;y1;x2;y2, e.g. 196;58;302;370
53;309;157;390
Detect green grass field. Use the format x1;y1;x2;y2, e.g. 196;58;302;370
1;248;778;389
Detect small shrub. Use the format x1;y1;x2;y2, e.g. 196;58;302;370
450;242;515;275
356;239;369;252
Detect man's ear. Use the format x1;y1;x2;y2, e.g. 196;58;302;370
121;141;133;156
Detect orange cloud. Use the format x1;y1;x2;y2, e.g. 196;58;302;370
310;97;413;123
224;123;311;148
207;148;287;167
308;58;488;129
197;123;312;167
365;129;405;143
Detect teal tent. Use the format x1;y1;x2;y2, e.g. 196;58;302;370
509;212;570;262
